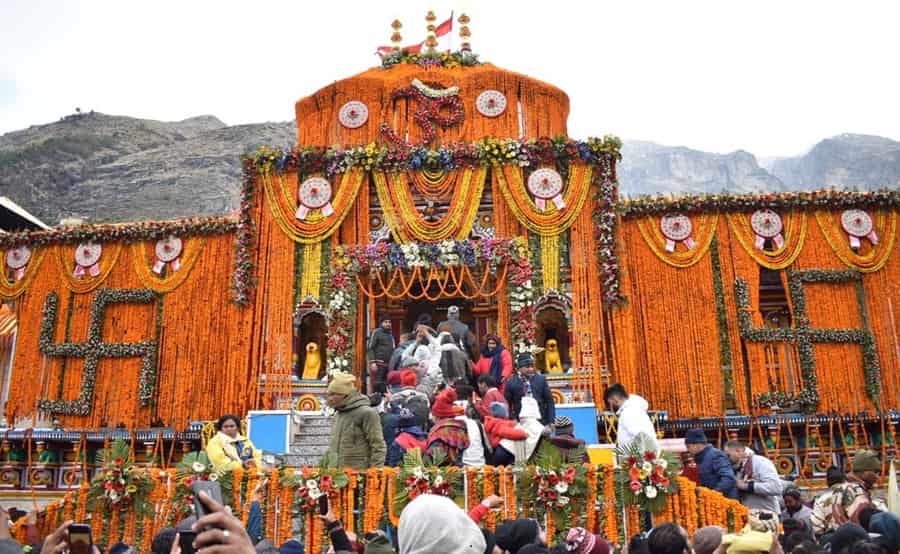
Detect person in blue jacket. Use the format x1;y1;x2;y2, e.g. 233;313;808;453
684;428;738;499
504;353;556;425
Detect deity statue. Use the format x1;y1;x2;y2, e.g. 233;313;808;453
302;342;322;380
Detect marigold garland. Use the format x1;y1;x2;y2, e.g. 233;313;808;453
634;213;719;268
814;210;896;272
264;171;365;244
0;247;48;299
603;466;618;543
494;164;594;236
54;243;124;294
374;167;486;242
585;465;598;533
725;211;807;270
482;465;497;530
130;239;206;293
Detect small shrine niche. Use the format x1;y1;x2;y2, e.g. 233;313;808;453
292;304;327;381
535;294;571;373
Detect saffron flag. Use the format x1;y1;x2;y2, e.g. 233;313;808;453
377;16;453;55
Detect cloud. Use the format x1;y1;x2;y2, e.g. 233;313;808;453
0;80;15;106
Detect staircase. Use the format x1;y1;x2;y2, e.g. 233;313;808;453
278;414;333;467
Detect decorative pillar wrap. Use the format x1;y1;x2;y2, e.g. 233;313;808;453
73;242;102;278
152;236;183;275
6;245;31;281
527;168;566;212
750;209;785;250
296;176;334;221
660;214;696;252
840;209;879;249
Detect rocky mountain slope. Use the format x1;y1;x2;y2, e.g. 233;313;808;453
0;112;897;224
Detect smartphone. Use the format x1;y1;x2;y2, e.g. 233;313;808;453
191;480;224;522
178;530;197;554
317;494;329;516
68;524;92;554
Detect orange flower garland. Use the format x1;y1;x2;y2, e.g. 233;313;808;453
344;472;357;534
76;481;89;521
242;471;260;527
363;468;385;532
602;466;618;543
465;467;479;514
108;507;121;544
231;467;244;520
585;465;598;533
278;480;294;544
387;468;400;527
123;510;138;547
266;469;279;538
482;465;497;531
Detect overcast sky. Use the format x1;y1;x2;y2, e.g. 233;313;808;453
1;0;898;158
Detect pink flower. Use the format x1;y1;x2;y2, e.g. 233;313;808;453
630;481;642;492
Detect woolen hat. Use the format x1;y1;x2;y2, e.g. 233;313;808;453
692;526;724;554
852;449;881;472
326;372;356;395
565;527;610;554
684;428;708;445
490;402;509;419
495;519;541;553
432;388;461;418
397;408;417;429
400;369;418;387
554;416;574;433
516;353;534;369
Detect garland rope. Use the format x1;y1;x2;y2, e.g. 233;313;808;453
54;243;124;294
0;247;49;299
493;164;593;236
725;211;807;270
130;238;206;293
634;213;719;268
814;210;896;272
264;171;365;244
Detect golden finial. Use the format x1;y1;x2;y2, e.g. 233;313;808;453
425;11;437;52
391;19;403;51
458;13;471;51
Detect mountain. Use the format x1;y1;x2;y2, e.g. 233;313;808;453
0;112;295;224
1;113;897;225
618;141;787;196
768;133;900;191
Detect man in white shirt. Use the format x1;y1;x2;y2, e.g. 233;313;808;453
603;383;658;451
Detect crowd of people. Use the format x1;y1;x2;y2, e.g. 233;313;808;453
325;312;567;470
0;314;896;554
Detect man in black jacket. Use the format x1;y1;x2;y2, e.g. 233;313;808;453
366;316;394;393
504;353;556;425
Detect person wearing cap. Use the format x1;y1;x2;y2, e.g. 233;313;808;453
437;305;477;361
483;402;528;466
810;450;888;537
504;353;555;425
425;388;470;465
691;526;724;554
366;316;395;394
723;440;782;513
387;408;429;467
781;486;814;539
546;416;589;463
684;428;738;499
390;360;431;430
325;372;386;469
603;383;658;452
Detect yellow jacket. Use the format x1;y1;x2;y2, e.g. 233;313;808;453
205;431;262;472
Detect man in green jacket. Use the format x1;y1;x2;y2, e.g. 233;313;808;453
325;372;387;469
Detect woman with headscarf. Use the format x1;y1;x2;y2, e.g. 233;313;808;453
399;494;486;554
205;414;262;473
473;335;513;390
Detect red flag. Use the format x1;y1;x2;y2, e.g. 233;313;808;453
377;15;453;56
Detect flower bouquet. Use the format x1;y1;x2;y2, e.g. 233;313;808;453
393;448;462;513
615;434;680;514
517;447;588;533
170;452;234;521
281;453;349;515
88;439;153;517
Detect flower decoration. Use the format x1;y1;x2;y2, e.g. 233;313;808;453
379;48;481;69
516;446;588;537
380;81;464;148
170;451;234;522
615;436;681;514
88;439;153;518
393;448;462;513
281;453;350;515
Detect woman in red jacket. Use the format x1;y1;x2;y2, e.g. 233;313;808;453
473;335;513;390
482;402;527;466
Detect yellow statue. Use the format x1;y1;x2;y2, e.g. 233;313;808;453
544;338;563;373
302;342;322;380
